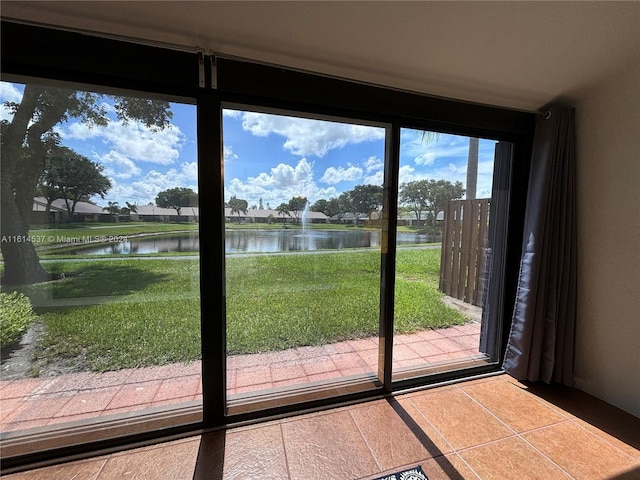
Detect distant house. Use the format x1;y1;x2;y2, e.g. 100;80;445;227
32;196;108;224
224;208;328;224
134;205;199;223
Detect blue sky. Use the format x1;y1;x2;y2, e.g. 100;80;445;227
1;81;496;209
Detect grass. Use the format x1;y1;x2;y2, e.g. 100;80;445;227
13;247;466;373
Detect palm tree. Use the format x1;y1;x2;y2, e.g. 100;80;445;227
466;137;479;200
276;203;290;224
104;201;120;222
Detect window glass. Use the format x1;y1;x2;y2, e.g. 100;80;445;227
0;81;202;433
392;129;501;380
222;107;386;411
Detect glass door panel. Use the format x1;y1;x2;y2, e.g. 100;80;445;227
392;130;502;380
222;107;386;411
0;81;202;435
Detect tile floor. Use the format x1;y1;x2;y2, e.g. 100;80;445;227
1;323;481;433
4;374;640;479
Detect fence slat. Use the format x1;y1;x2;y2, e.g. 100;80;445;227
439;198;490;306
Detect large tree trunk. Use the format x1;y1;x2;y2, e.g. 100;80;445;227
0;187;50;285
1;85;71;285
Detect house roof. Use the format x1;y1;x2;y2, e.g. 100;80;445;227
134;205;199;216
224;208;328;220
33;196;104;214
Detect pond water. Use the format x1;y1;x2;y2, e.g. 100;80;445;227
60;229;441;255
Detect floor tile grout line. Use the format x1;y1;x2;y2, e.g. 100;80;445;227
404;396;457;457
514;423;578;480
278;422;294;480
347;409;384;475
450;451;483;480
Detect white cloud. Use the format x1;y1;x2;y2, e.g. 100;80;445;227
59;119;184;165
99;151;141;179
102;162;198;206
223;145;238;162
240;112;385;157
320;165;363;184
364;156;383;172
363;170;384;186
415;152;436;166
224;157;333;207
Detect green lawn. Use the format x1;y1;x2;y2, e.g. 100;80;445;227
15;248;465;373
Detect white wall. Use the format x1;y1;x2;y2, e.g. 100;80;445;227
574;61;640;417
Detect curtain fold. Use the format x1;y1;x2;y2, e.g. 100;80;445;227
502;104;577;385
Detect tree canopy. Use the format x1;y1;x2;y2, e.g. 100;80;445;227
288;196;308;224
39;146;111;219
155;187;198;216
228;195;248;222
1;83;173;285
399;179;465;226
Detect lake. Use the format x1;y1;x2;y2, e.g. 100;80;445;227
60;229;441;255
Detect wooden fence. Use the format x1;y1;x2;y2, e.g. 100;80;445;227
439;198;490;306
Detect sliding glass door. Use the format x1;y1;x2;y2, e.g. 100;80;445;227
2;21;534;468
392;130;509;380
222;106;388;412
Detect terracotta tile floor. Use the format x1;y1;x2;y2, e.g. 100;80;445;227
4;374;640;479
1;323;482;433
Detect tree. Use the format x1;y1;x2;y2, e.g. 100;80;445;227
1;84;172;285
466;137;479;200
39;146;111;221
336;192;353;223
155;187;197;219
310;199;329;214
104;201;120;221
276;203;290;224
424;179;465;226
399;180;431;225
399;179;465;226
227;195;248;223
288;196;308;224
349;184;383;219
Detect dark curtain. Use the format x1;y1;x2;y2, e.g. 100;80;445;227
502;104;577;385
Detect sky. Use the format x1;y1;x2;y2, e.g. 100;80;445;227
1;81;497;209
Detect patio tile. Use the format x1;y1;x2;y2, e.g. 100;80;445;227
405;340;446;357
5;395;71;422
302;356;338;376
270;361;307;383
53;386;121;417
429;337;470;354
347;338;378;352
153;376;200;403
393;344;423;361
236;366;273;388
451;334;480;350
331;352;369;371
0;378;43;399
106;381;161;410
415;329;447;341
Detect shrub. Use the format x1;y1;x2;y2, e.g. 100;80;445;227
0;291;37;347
